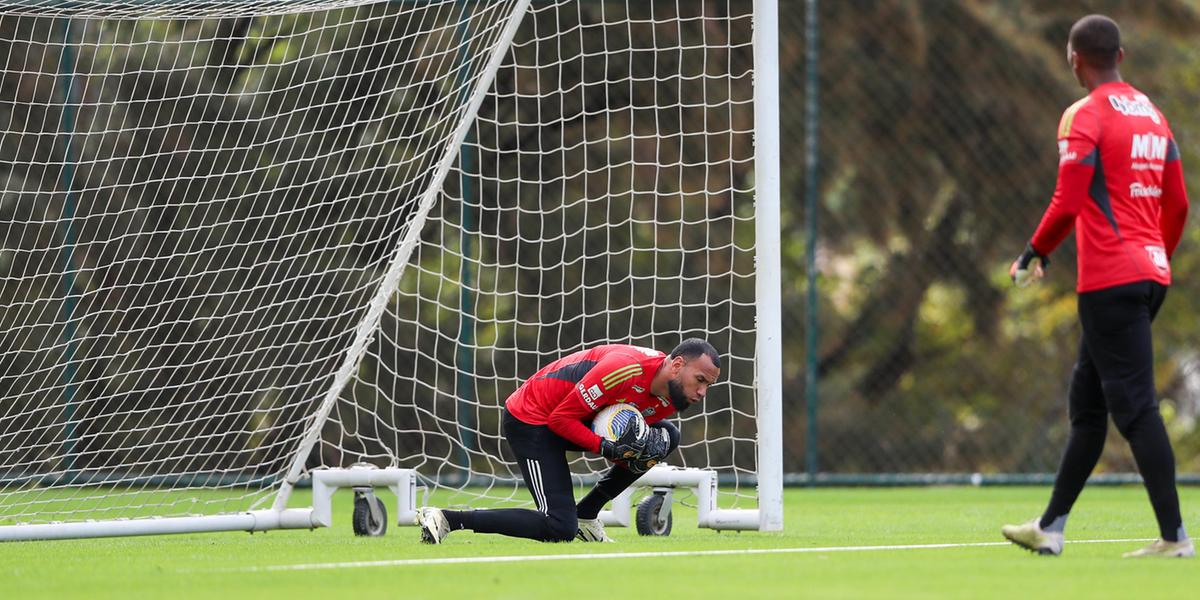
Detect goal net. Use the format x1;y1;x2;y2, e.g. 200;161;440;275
0;0;780;539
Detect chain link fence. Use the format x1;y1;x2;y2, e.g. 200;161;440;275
783;1;1200;480
4;1;1200;487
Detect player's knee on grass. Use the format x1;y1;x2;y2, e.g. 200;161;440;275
544;511;578;542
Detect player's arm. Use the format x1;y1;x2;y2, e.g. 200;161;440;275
1027;158;1095;256
1029;109;1099;257
1012;105;1098;285
1160;136;1189;258
544;354;643;456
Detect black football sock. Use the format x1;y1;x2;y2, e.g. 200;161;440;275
442;509;472;531
576;488;615;521
577;466;640;520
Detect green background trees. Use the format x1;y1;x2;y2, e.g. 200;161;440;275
3;1;1200;478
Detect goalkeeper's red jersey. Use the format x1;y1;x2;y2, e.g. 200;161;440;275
505;344;676;453
1030;81;1189;293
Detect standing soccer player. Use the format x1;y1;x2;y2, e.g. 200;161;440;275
1002;15;1191;558
415;338;721;543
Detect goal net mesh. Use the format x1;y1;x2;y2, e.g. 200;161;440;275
0;0;760;526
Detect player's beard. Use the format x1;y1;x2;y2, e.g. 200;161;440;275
668;379;690;412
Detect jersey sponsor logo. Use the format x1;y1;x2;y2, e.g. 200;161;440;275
1057;140;1077;164
576;383;599;409
1142;243;1171;272
1145;245;1169;272
631;385;645;393
1109;94;1161;124
1131;133;1168;161
1129;183;1163;199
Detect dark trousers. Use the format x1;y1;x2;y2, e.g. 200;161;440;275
1041;280;1184;541
444;409;679;542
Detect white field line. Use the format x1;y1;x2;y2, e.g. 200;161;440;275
222;538;1155;573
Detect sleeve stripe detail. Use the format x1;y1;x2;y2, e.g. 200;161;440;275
601;364;643;388
604;372;641;388
1058;97;1089;138
601;365;642;387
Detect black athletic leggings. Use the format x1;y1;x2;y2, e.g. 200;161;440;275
1041;280;1184;541
443;409;680;542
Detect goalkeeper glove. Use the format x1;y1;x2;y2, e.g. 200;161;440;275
617;427;674;473
621;457;660;474
599;425;645;461
1010;243;1048;288
640;427;672;461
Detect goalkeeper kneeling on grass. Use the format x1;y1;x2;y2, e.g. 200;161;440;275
416;338;721;544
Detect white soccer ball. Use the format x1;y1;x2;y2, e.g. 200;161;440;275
591;403;648;442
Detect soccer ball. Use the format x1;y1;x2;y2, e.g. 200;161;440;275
591;403;648;442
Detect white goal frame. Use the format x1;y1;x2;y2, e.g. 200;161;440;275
0;0;782;541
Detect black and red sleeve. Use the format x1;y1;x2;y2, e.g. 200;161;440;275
1160;136;1189;258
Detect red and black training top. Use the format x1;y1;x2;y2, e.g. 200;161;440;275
1030;81;1189;293
505;344;677;453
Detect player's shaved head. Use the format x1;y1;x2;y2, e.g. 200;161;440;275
1069;14;1121;69
669;338;720;370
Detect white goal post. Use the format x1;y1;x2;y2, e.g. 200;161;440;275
0;0;781;541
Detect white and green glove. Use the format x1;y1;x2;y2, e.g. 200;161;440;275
1009;243;1048;288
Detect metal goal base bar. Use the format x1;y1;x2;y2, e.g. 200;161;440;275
0;467;418;542
597;466;759;531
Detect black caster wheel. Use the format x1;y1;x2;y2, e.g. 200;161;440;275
352;489;388;536
635;491;673;536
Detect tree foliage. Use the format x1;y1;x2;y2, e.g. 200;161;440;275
783;0;1200;473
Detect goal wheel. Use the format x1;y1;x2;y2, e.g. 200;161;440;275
635;492;673;536
352;490;388;536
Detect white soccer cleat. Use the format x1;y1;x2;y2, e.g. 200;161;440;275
1001;519;1063;556
1122;538;1195;558
416;507;450;544
576;517;614;542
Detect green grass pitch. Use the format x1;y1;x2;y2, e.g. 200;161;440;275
1;486;1198;599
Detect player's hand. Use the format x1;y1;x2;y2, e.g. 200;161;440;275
1010;243;1048;288
620;457;660;474
640;427;672;461
599;425;645;461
